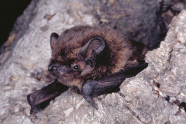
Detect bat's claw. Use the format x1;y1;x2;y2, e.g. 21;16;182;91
83;95;98;109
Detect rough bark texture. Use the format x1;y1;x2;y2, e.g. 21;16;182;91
0;0;186;123
91;0;167;48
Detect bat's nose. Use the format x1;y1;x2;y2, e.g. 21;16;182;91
48;64;58;74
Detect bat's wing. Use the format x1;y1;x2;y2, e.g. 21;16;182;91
27;80;69;114
82;61;148;109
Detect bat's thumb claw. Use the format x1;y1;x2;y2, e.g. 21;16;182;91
83;95;98;109
92;102;98;109
30;106;36;115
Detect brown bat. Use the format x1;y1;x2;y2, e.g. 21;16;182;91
27;26;148;114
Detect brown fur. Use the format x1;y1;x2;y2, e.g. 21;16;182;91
50;25;148;89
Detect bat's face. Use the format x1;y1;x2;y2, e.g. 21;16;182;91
48;26;109;88
48;57;87;83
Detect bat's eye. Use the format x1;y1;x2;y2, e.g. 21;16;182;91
72;64;79;71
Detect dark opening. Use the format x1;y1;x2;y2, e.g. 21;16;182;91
0;0;32;47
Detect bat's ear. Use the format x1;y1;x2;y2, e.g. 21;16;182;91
50;33;59;50
77;37;105;67
78;37;105;76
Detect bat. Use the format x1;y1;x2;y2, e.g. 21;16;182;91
27;26;148;114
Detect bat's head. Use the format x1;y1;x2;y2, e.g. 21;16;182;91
48;26;127;88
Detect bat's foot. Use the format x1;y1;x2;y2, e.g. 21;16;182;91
82;80;121;109
82;80;98;109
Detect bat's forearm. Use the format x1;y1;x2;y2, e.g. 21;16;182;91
96;61;148;83
82;61;148;109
